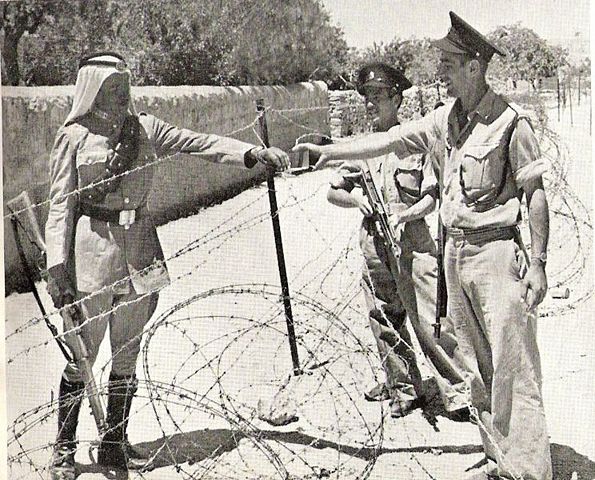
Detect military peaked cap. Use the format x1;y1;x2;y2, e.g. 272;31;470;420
356;62;412;95
433;12;505;62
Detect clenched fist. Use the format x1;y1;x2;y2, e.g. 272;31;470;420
249;146;290;171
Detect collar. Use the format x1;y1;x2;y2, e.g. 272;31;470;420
450;87;495;123
446;88;493;148
466;87;496;122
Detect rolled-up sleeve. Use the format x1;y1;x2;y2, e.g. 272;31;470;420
509;117;548;187
420;154;439;199
144;113;254;166
45;129;78;270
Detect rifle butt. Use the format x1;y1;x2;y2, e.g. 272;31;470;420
62;306;107;435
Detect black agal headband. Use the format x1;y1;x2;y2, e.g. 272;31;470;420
79;52;128;71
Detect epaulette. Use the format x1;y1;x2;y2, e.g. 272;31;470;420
507;102;535;129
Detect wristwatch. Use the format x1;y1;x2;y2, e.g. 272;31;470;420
531;251;547;266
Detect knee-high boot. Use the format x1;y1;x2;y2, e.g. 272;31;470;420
97;373;147;470
49;377;85;480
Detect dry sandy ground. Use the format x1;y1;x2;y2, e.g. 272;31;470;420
4;98;594;480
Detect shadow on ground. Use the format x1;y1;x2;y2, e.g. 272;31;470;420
68;429;595;480
76;427;594;479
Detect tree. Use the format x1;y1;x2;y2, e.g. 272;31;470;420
103;0;233;86
1;1;55;85
14;0;348;87
487;24;568;85
20;0;113;85
340;37;440;88
215;0;349;86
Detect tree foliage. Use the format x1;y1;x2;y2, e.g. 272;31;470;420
358;38;439;86
5;0;348;86
17;0;114;85
335;24;573;92
2;2;580;91
335;38;440;89
1;1;56;85
487;23;568;82
218;0;348;86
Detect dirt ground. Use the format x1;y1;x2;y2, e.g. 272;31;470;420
4;96;594;480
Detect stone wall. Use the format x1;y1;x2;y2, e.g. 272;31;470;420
3;82;329;293
328;90;371;138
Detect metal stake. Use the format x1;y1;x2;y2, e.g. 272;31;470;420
256;98;302;375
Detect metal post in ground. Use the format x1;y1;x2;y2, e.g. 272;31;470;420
557;75;561;122
568;80;574;126
255;98;302;376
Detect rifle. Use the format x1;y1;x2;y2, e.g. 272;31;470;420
434;217;447;338
61;296;108;435
7;191;107;435
358;161;404;260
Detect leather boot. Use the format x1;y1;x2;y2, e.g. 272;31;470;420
49;377;84;480
97;374;148;471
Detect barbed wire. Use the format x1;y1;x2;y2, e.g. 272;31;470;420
6;93;593;480
3;104;330;221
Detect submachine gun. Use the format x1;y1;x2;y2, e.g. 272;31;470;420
7;191;107;436
359;162;443;339
358;161;404;260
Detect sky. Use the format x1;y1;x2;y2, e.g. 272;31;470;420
320;0;591;48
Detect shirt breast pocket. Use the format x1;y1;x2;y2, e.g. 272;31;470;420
77;151;108;189
460;143;504;200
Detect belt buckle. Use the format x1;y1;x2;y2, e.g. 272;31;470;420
448;227;464;239
119;209;135;229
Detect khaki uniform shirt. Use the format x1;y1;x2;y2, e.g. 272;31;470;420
45;112;254;294
331;151;437;256
388;88;541;230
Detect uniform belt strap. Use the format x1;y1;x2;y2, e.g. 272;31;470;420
446;225;516;241
79;204;145;224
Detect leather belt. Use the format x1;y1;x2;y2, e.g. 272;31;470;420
79;204;145;227
446;225;516;242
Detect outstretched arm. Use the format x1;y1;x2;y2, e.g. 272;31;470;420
293;110;442;169
143;113;288;170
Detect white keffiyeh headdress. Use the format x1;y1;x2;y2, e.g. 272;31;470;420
64;53;136;126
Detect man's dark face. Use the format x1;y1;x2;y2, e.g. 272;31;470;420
93;72;131;118
363;85;401;131
437;51;471;98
